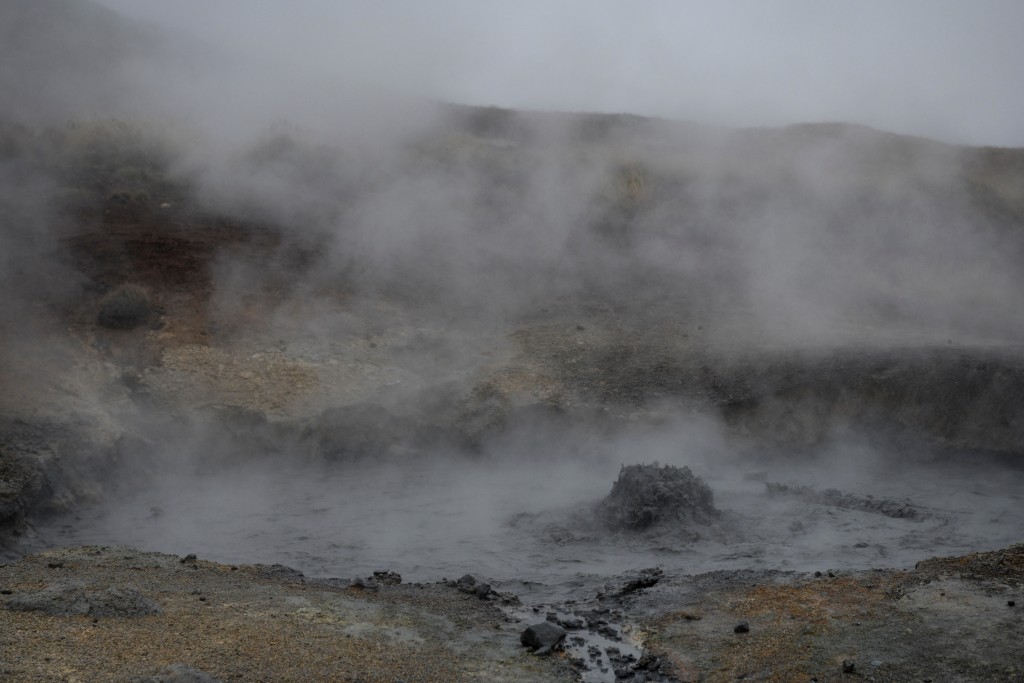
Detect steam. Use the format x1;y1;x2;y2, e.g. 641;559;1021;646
3;0;1023;345
2;0;1024;583
75;0;1024;147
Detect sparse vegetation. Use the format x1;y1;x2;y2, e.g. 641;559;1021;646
97;283;152;329
0;118;186;209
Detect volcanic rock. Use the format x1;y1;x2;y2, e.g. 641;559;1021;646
521;622;567;653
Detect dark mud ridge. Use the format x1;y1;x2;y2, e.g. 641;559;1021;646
1;544;1021;682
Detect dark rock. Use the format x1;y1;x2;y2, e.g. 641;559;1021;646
253;564;304;581
5;583;161;617
372;570;402;586
1008;600;1015;607
842;659;856;673
558;615;587;630
457;574;489;595
734;621;750;634
615;568;663;596
351;577;378;591
596;463;719;531
637;653;660;670
496;591;520;605
179;554;197;564
520;622;567;652
533;645;553;657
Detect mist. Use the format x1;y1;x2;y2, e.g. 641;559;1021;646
2;0;1024;602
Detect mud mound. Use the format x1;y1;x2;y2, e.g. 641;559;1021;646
765;482;925;519
597;463;719;531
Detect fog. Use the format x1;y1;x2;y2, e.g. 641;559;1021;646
94;0;1024;147
2;0;1024;594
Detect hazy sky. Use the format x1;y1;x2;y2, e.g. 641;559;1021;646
95;0;1024;146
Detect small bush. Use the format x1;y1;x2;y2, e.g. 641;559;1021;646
97;284;152;329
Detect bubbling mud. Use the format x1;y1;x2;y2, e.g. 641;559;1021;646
16;438;1024;604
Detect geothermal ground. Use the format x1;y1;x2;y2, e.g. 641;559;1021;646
2;104;1024;682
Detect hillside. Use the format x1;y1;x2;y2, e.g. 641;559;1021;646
1;2;1024;681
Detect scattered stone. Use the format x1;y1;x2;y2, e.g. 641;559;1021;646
597;463;719;531
558;615;587;630
351;577;378;591
179;554;197;564
456;574;477;593
520;622;566;653
614;568;664;596
734;622;750;634
253;564;304;581
372;570;402;586
495;591;520;605
637;653;660;670
474;583;493;599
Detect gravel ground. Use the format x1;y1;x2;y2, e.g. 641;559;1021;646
0;546;575;682
3;545;1021;682
624;544;1024;682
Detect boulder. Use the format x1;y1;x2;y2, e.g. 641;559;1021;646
520;622;566;653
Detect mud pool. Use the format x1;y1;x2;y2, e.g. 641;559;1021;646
12;443;1024;601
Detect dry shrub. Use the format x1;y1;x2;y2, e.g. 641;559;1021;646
97;284;151;329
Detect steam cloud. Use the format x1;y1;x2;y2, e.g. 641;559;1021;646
2;0;1024;580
